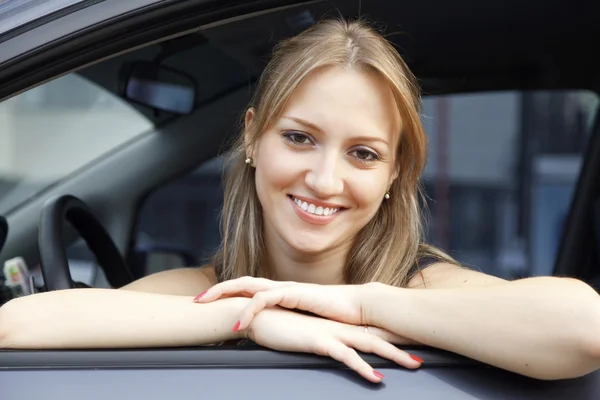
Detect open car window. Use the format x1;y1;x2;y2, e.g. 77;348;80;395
0;73;153;215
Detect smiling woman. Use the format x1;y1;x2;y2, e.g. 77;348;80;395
243;66;403;277
215;20;452;288
1;17;600;385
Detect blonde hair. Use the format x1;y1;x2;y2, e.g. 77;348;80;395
213;18;456;287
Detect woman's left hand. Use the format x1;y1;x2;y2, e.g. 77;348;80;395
194;277;371;332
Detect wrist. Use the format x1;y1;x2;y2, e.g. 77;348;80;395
216;297;251;340
360;282;410;328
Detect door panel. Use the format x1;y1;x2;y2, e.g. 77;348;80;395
2;365;599;399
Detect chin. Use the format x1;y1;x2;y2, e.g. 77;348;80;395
283;232;337;255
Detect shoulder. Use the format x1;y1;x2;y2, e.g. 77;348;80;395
405;254;444;287
120;265;218;295
405;244;462;288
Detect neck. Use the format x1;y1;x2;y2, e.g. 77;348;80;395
264;227;350;285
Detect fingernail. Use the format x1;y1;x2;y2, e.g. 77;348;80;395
373;370;385;379
410;354;424;363
232;320;241;332
193;291;207;302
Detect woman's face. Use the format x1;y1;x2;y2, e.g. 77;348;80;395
249;66;401;255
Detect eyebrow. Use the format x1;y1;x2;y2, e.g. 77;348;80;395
281;115;390;147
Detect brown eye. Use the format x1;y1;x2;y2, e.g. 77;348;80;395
351;148;379;162
283;131;313;145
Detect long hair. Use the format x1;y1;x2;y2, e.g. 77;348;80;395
213;18;456;286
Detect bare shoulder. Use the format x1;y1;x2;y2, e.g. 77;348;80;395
120;265;218;296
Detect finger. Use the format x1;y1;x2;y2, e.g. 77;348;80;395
320;339;384;383
236;289;302;331
194;277;276;303
342;331;423;370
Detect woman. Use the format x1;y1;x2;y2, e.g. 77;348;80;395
1;18;599;383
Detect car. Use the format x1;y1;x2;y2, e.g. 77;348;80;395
0;0;599;398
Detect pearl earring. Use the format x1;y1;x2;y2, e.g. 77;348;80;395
245;157;252;165
384;192;390;200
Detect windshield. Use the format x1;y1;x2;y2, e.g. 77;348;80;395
0;72;153;214
0;0;89;35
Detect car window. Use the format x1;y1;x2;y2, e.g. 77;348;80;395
0;73;153;214
420;90;598;278
132;89;598;280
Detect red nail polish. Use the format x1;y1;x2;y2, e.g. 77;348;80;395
410;354;424;363
193;291;207;301
232;320;241;332
373;370;384;379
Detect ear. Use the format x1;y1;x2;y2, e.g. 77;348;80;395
389;164;400;188
244;108;256;160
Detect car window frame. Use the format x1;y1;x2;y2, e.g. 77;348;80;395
0;0;314;102
554;106;600;280
0;0;102;40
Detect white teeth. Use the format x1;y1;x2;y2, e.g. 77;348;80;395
292;196;341;216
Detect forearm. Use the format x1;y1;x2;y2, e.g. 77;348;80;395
0;289;248;349
365;278;600;379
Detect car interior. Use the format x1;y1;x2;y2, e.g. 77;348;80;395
0;0;600;395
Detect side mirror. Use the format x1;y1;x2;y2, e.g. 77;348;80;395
123;61;197;114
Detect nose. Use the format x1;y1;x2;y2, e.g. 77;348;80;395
305;152;344;197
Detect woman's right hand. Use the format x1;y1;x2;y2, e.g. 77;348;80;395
244;307;423;383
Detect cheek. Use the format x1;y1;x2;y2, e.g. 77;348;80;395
347;170;390;210
254;136;300;200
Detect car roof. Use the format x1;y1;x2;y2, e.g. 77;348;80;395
199;0;600;94
1;0;598;100
0;0;92;36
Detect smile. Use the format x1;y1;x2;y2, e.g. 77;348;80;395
291;196;341;216
288;195;345;225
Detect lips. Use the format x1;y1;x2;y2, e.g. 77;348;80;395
288;195;345;225
290;195;341;216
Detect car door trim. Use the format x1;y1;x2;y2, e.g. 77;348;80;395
0;346;483;370
0;0;319;102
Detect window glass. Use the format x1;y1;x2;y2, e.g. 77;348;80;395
0;73;154;214
133;90;598;280
421;90;598;278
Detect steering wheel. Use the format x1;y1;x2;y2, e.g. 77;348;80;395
0;215;7;252
38;195;134;291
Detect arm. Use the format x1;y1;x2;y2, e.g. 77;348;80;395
0;287;419;383
364;264;600;380
120;266;217;295
0;266;240;349
0;289;247;349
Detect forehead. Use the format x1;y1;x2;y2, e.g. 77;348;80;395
281;66;402;145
